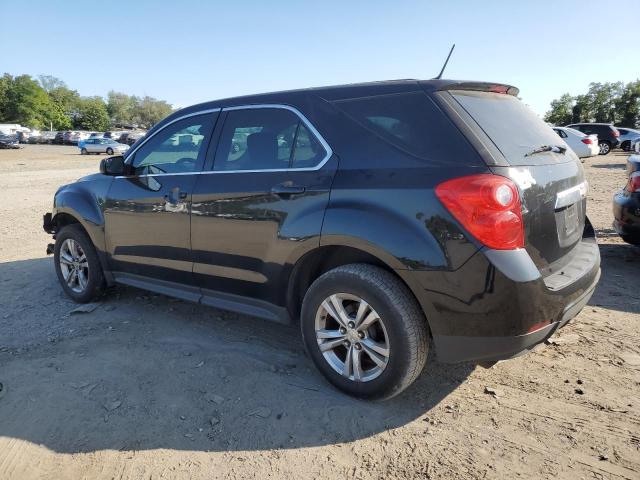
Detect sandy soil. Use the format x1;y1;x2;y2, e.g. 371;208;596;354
0;145;638;480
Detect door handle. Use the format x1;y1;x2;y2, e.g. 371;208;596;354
271;184;306;196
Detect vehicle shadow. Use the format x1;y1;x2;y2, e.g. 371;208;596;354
589;241;640;315
0;257;474;454
591;163;626;170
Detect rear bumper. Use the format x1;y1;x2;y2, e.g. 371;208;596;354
402;222;601;364
613;191;640;238
433;267;599;363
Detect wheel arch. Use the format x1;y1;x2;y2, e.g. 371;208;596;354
286;244;431;336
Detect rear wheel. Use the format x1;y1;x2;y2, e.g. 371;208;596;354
300;264;429;400
621;140;631;152
54;224;105;302
106;147;114;155
599;141;611;155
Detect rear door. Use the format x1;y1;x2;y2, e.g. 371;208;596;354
441;89;588;272
104;112;217;290
191;106;336;310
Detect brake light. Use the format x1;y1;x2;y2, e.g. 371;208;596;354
581;138;594;145
435;174;524;250
627;174;640;193
613;129;620;137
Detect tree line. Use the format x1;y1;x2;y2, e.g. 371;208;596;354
544;80;640;128
0;73;174;131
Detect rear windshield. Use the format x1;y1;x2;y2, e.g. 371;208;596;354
451;90;571;165
332;91;479;163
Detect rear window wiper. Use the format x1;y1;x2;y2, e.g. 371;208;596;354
524;145;567;157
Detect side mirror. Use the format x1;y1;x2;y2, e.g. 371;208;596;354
100;155;126;176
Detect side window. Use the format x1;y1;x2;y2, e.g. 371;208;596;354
555;129;567;138
291;123;326;168
131;113;216;175
213;108;327;171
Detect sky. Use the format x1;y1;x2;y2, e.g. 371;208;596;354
2;0;638;116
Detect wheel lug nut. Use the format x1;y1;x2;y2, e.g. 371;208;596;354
339;327;346;334
343;340;350;348
358;332;364;339
354;343;362;350
348;322;355;329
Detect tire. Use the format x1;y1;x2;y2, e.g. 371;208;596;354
300;264;429;400
621;140;631;152
598;141;611;155
54;224;105;303
106;148;114;155
80;148;87;155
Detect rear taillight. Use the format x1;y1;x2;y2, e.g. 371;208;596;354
626;174;640;193
581;138;594;145
613;129;620;137
435;174;524;250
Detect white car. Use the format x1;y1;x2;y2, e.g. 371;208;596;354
632;137;640;154
80;138;130;155
552;126;599;159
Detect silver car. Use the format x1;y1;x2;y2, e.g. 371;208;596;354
80;138;130;155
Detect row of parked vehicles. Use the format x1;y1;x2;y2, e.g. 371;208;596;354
16;129;146;147
553;122;640;158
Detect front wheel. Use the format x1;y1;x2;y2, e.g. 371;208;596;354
599;141;611;155
106;147;114;155
300;264;429;400
54;224;105;302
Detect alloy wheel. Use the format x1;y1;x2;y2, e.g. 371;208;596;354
59;238;89;293
599;142;610;154
315;293;390;382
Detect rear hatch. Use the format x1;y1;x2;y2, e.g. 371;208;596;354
437;87;588;275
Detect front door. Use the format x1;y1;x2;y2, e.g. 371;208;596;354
191;106;336;310
104;112;217;291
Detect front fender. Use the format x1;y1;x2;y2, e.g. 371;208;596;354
51;175;112;252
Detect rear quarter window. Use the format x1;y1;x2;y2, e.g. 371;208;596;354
331;91;478;163
451;90;570;166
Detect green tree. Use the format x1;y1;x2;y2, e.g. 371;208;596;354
74;97;110;130
615;80;640;128
133;96;173;127
544;93;574;125
37;75;67;93
48;85;80;117
107;91;138;124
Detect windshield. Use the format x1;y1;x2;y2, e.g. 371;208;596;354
451;90;574;166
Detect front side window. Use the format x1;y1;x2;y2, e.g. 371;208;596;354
131;113;215;175
213;108;326;171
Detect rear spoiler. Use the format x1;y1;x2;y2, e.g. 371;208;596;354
436;81;519;97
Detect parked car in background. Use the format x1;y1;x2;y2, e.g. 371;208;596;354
119;131;146;146
565;123;620;155
79;138;130;155
632;137;640;154
39;131;57;144
552;127;599;159
45;79;600;399
0;133;21;149
616;127;640;152
89;132;103;138
53;132;65;145
613;155;640;245
70;131;90;145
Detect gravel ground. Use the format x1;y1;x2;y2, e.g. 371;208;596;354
0;145;638;480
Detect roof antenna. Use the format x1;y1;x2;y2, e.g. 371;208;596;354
434;44;455;80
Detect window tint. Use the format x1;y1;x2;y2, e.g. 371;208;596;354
291;123;326;168
213;108;326;171
131;113;215;175
332;91;472;161
554;129;567;138
451;90;570;166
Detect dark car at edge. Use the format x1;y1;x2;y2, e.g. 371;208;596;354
43;79;601;399
613;155;640;245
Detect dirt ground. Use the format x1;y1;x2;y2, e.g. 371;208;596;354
0;145;638;480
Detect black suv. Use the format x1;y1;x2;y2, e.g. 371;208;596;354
43;80;601;399
566;123;621;155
